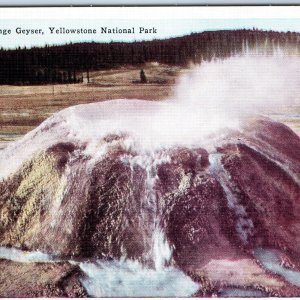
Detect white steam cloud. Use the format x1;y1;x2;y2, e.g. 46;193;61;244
140;53;300;148
76;54;300;152
176;54;300;111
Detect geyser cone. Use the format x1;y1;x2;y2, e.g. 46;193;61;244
0;103;300;264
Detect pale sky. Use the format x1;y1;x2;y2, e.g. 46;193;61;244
0;18;299;49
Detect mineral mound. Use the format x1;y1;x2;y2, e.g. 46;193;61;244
1;100;300;296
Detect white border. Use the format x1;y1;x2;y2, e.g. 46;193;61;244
0;0;299;5
0;6;299;19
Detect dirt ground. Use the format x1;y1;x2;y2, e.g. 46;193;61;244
0;259;86;297
0;63;188;148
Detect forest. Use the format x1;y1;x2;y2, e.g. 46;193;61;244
0;29;299;85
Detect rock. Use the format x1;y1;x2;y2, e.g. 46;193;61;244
189;258;300;297
0;259;87;297
1;117;300;265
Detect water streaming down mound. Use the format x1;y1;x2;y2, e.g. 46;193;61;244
78;151;197;297
209;153;254;244
121;151;173;265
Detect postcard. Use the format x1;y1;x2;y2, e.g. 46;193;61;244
0;6;300;298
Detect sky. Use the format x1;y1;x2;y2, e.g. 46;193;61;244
0;18;299;49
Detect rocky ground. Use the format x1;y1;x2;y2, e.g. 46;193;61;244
0;259;87;297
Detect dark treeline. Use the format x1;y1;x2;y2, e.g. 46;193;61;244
0;29;299;85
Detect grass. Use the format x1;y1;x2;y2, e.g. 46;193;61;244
0;62;300;148
0;63;188;143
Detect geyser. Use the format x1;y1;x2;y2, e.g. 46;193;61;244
0;54;300;297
